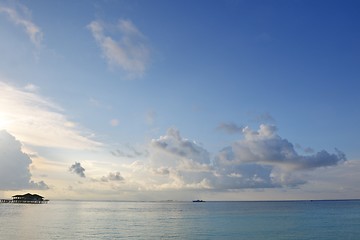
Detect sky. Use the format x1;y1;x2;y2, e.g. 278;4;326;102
0;0;359;201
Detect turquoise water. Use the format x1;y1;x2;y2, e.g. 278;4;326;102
0;200;359;239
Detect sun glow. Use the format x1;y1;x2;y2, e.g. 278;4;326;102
0;115;9;130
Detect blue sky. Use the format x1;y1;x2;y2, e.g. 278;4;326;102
0;0;359;201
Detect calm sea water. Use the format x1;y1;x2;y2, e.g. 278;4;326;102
0;200;359;239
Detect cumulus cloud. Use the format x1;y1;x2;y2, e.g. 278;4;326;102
0;3;43;48
87;19;150;79
150;128;211;167
69;162;86;178
215;124;345;171
122;128;214;190
63;125;345;196
0;81;101;149
0;130;48;190
213;124;346;188
124;125;346;192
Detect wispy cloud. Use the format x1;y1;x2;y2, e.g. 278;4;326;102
111;144;146;158
24;83;39;92
0;81;101;149
145;110;156;125
254;112;275;123
87;19;150;79
0;3;43;48
217;122;244;134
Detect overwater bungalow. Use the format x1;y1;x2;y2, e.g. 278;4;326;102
12;193;48;204
1;193;49;204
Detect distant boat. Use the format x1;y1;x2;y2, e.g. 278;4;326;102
192;200;206;202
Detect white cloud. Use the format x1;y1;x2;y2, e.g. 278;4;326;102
150;128;211;167
24;124;344;200
0;81;101;149
0;3;43;48
119;128;214;191
213;124;346;189
121;125;346;192
87;19;150;79
35;124;350;200
0;130;48;190
215;124;345;171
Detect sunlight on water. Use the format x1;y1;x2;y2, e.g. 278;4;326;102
0;201;359;240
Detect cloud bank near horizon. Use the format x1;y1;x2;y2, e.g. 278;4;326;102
0;81;347;194
0;130;48;190
112;125;346;193
0;123;347;195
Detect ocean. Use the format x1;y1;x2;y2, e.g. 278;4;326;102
0;200;359;239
